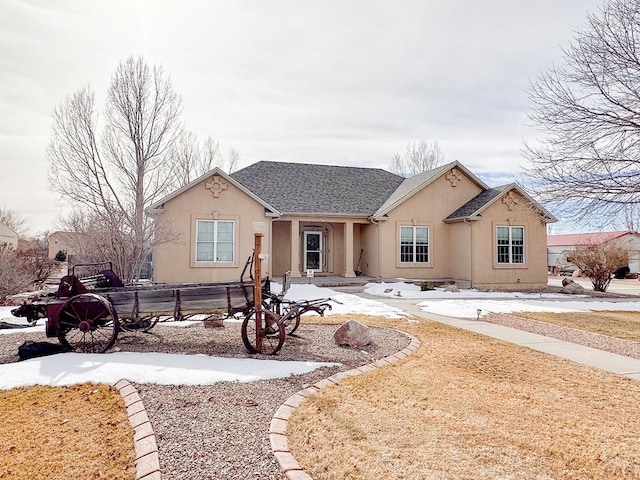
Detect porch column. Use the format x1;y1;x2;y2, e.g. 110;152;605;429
343;220;356;277
290;219;301;277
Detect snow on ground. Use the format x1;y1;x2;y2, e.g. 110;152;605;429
0;352;339;390
277;283;406;319
363;282;640;319
2;280;640;389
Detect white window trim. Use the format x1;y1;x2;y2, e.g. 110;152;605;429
399;225;430;264
195;219;235;263
496;225;525;265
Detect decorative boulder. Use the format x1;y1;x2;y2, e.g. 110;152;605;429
333;320;372;349
560;278;585;294
444;284;459;293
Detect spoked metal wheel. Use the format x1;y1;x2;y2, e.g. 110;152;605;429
280;307;301;335
57;293;119;353
241;309;285;355
119;315;160;333
265;300;301;335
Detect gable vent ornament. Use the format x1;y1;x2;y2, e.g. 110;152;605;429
446;168;463;187
205;174;228;198
502;191;519;211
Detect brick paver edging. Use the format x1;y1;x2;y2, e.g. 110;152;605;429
114;379;162;480
269;330;421;480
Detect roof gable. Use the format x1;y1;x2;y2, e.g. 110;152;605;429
230;161;404;216
0;221;18;237
146;168;280;215
444;183;557;223
372;161;489;220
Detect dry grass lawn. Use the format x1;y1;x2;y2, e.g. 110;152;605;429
2;311;639;479
515;310;640;342
288;314;640;480
0;383;136;480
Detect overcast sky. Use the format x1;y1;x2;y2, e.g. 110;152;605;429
1;0;604;234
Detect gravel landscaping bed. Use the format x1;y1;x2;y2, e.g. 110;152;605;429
0;320;411;479
484;313;640;360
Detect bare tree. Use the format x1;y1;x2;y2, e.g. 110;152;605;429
171;133;240;187
0;237;58;301
18;232;59;287
48;56;184;281
0;207;27;237
569;241;629;292
226;148;240;174
525;0;640;222
0;245;35;302
389;140;445;177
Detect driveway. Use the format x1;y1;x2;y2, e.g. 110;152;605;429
548;275;640;296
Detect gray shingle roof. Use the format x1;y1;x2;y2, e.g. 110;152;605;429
230;161;404;216
445;185;511;220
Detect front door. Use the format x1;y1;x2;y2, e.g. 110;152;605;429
304;231;322;273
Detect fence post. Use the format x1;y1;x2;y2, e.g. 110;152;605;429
254;232;263;352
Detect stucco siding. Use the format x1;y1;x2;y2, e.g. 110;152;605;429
359;223;379;277
271;220;291;276
470;192;548;289
153;175;270;283
378;170;482;279
448;222;472;281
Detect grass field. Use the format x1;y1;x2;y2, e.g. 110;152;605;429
0;383;135;480
287;314;640;479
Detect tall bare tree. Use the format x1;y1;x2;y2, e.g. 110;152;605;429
171;133;240;187
389;140;445;177
525;0;640;223
48;56;183;281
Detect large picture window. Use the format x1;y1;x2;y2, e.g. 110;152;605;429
400;226;429;263
196;220;234;262
497;226;524;264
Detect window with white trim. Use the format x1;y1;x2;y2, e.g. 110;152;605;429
400;226;429;263
497;226;524;264
196;220;235;262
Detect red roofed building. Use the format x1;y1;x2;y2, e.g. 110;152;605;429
547;231;640;274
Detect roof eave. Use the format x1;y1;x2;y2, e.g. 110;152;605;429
374;160;490;219
443;215;482;223
280;212;370;219
144;167;281;216
473;183;557;223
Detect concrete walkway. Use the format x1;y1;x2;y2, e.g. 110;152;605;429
358;294;640;382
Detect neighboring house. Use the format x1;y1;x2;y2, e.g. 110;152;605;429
48;231;86;260
0;221;18;248
548;231;640;274
147;160;556;290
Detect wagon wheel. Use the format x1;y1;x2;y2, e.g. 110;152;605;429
119;315;160;333
264;300;301;335
57;293;119;353
278;302;301;335
241;309;285;355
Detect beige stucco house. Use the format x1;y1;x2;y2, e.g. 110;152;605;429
147;160;556;290
0;221;18;248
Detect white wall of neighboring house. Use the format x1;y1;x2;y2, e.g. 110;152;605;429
614;234;640;272
0;221;18;248
548;232;640;274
